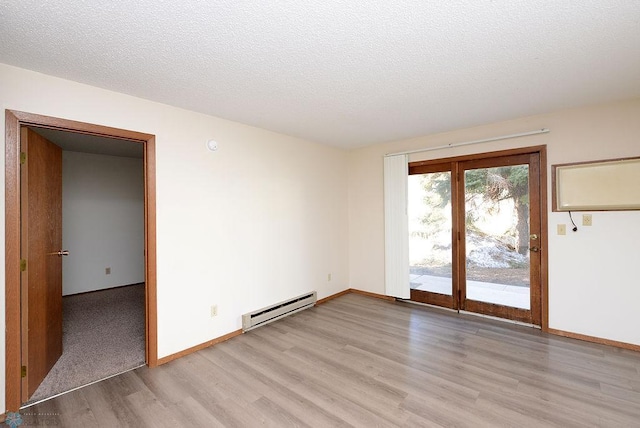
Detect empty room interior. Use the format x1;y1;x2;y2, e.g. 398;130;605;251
1;1;640;426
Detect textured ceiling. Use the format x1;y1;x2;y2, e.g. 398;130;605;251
2;1;640;148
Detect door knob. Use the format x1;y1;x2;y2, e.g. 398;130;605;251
57;250;69;257
529;246;539;252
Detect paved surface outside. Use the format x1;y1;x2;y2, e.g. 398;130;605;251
410;274;530;310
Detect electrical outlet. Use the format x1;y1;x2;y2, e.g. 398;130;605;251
582;214;592;226
557;224;566;235
210;305;218;318
105;267;111;275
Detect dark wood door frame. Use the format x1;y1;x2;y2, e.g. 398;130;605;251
408;161;460;311
5;110;158;412
409;145;548;329
457;152;542;325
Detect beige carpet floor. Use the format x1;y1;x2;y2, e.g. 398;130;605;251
26;283;145;405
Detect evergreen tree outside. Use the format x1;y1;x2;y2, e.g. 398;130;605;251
464;166;529;255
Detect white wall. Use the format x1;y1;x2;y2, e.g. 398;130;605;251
0;63;350;412
2;60;639;414
62;151;144;295
349;97;640;347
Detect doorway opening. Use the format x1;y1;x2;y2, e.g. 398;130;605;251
5;110;158;412
408;146;547;326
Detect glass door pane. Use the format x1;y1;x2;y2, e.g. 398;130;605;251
463;164;530;310
408;171;453;297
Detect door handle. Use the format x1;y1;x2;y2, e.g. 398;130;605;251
529;246;539;252
57;250;69;257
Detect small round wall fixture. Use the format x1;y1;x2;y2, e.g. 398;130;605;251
206;139;218;151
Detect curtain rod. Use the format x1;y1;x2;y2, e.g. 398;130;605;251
384;128;550;157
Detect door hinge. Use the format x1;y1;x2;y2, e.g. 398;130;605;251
20;152;26;165
20;259;27;272
21;365;27;378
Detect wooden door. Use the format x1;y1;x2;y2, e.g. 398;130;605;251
458;153;542;325
409;150;543;325
408;162;459;309
20;127;64;401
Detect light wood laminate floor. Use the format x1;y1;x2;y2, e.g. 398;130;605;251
25;293;640;427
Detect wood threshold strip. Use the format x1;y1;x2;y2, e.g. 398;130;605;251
547;328;640;352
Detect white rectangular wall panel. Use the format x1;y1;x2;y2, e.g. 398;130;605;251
383;154;410;298
555;157;640;211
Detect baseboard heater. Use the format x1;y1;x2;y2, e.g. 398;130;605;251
242;291;317;332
